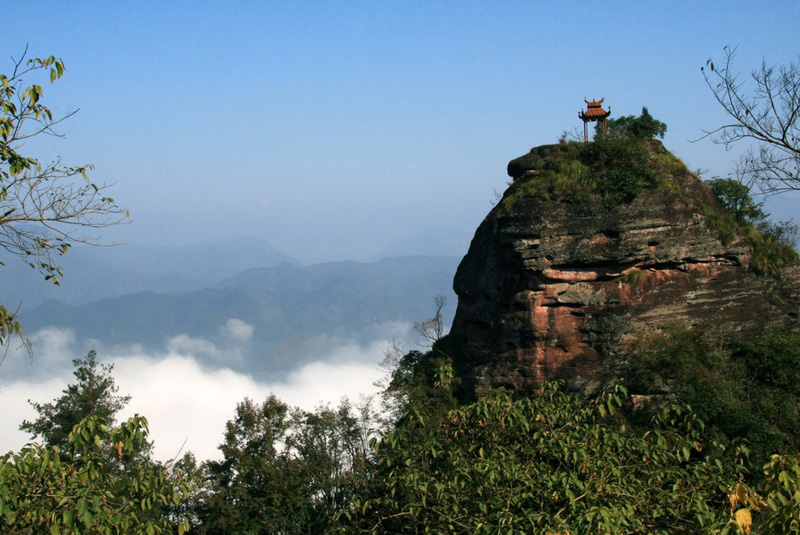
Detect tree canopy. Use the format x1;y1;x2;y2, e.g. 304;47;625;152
706;176;768;223
3;353;193;534
1;415;194;535
20;350;131;452
192;395;376;535
600;106;667;140
341;381;747;535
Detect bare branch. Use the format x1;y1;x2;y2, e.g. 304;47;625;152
0;48;128;350
700;47;800;194
414;294;448;347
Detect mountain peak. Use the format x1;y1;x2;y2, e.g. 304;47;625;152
448;139;800;400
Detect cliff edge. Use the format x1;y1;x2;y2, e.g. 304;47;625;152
448;140;800;400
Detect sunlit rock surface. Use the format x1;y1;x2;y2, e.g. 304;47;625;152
449;141;800;400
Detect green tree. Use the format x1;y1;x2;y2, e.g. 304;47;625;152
706;177;768;223
20;350;131;453
701;46;800;195
341;382;744;535
285;400;376;535
193;395;377;535
195;395;309;535
601;106;667;140
705;176;799;249
629;325;800;467
0;414;194;535
377;344;458;429
701;174;798;276
0;47;127;350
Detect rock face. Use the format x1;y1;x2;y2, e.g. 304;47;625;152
449;141;800;400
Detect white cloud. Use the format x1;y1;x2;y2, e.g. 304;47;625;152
0;375;71;454
162;318;256;366
165;334;221;359
0;327;80;378
221;318;254;343
114;354;384;462
0;320;399;462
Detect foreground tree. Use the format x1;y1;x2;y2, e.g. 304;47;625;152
7;352;187;533
339;381;747;535
285;400;375;534
20;350;131;452
193;395;377;535
196;395;307;534
701;46;800;195
0;415;194;535
0;47;127;349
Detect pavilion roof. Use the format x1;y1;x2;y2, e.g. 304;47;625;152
580;98;610;120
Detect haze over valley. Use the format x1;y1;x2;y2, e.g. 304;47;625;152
1;230;467;459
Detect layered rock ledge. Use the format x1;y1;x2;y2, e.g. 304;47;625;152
448;142;800;399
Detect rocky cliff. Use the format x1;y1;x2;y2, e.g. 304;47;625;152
448;140;800;400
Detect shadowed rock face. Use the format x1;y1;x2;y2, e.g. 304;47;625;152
449;141;800;400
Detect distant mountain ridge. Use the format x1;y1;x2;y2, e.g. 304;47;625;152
3;237;299;310
22;255;460;378
369;228;472;261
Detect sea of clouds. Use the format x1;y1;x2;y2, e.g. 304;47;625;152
0;319;414;462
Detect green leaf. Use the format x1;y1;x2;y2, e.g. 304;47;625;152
83;510;94;529
77;497;88;517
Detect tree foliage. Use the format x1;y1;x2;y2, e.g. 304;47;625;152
20;350;131;453
725;454;800;535
285;400;375;534
602;106;667;140
193;395;376;535
196;396;300;534
0;47;128;349
706;176;798;248
377;343;458;429
706;177;768;223
629;325;800;467
702;176;798;275
340;381;745;535
702;46;800;195
0;414;194;535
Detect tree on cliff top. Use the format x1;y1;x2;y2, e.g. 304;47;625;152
0;47;128;352
701;46;800;195
599;106;667;140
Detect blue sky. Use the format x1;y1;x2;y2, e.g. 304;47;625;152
4;1;799;263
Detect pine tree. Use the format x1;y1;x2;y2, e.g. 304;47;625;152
20;350;131;452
